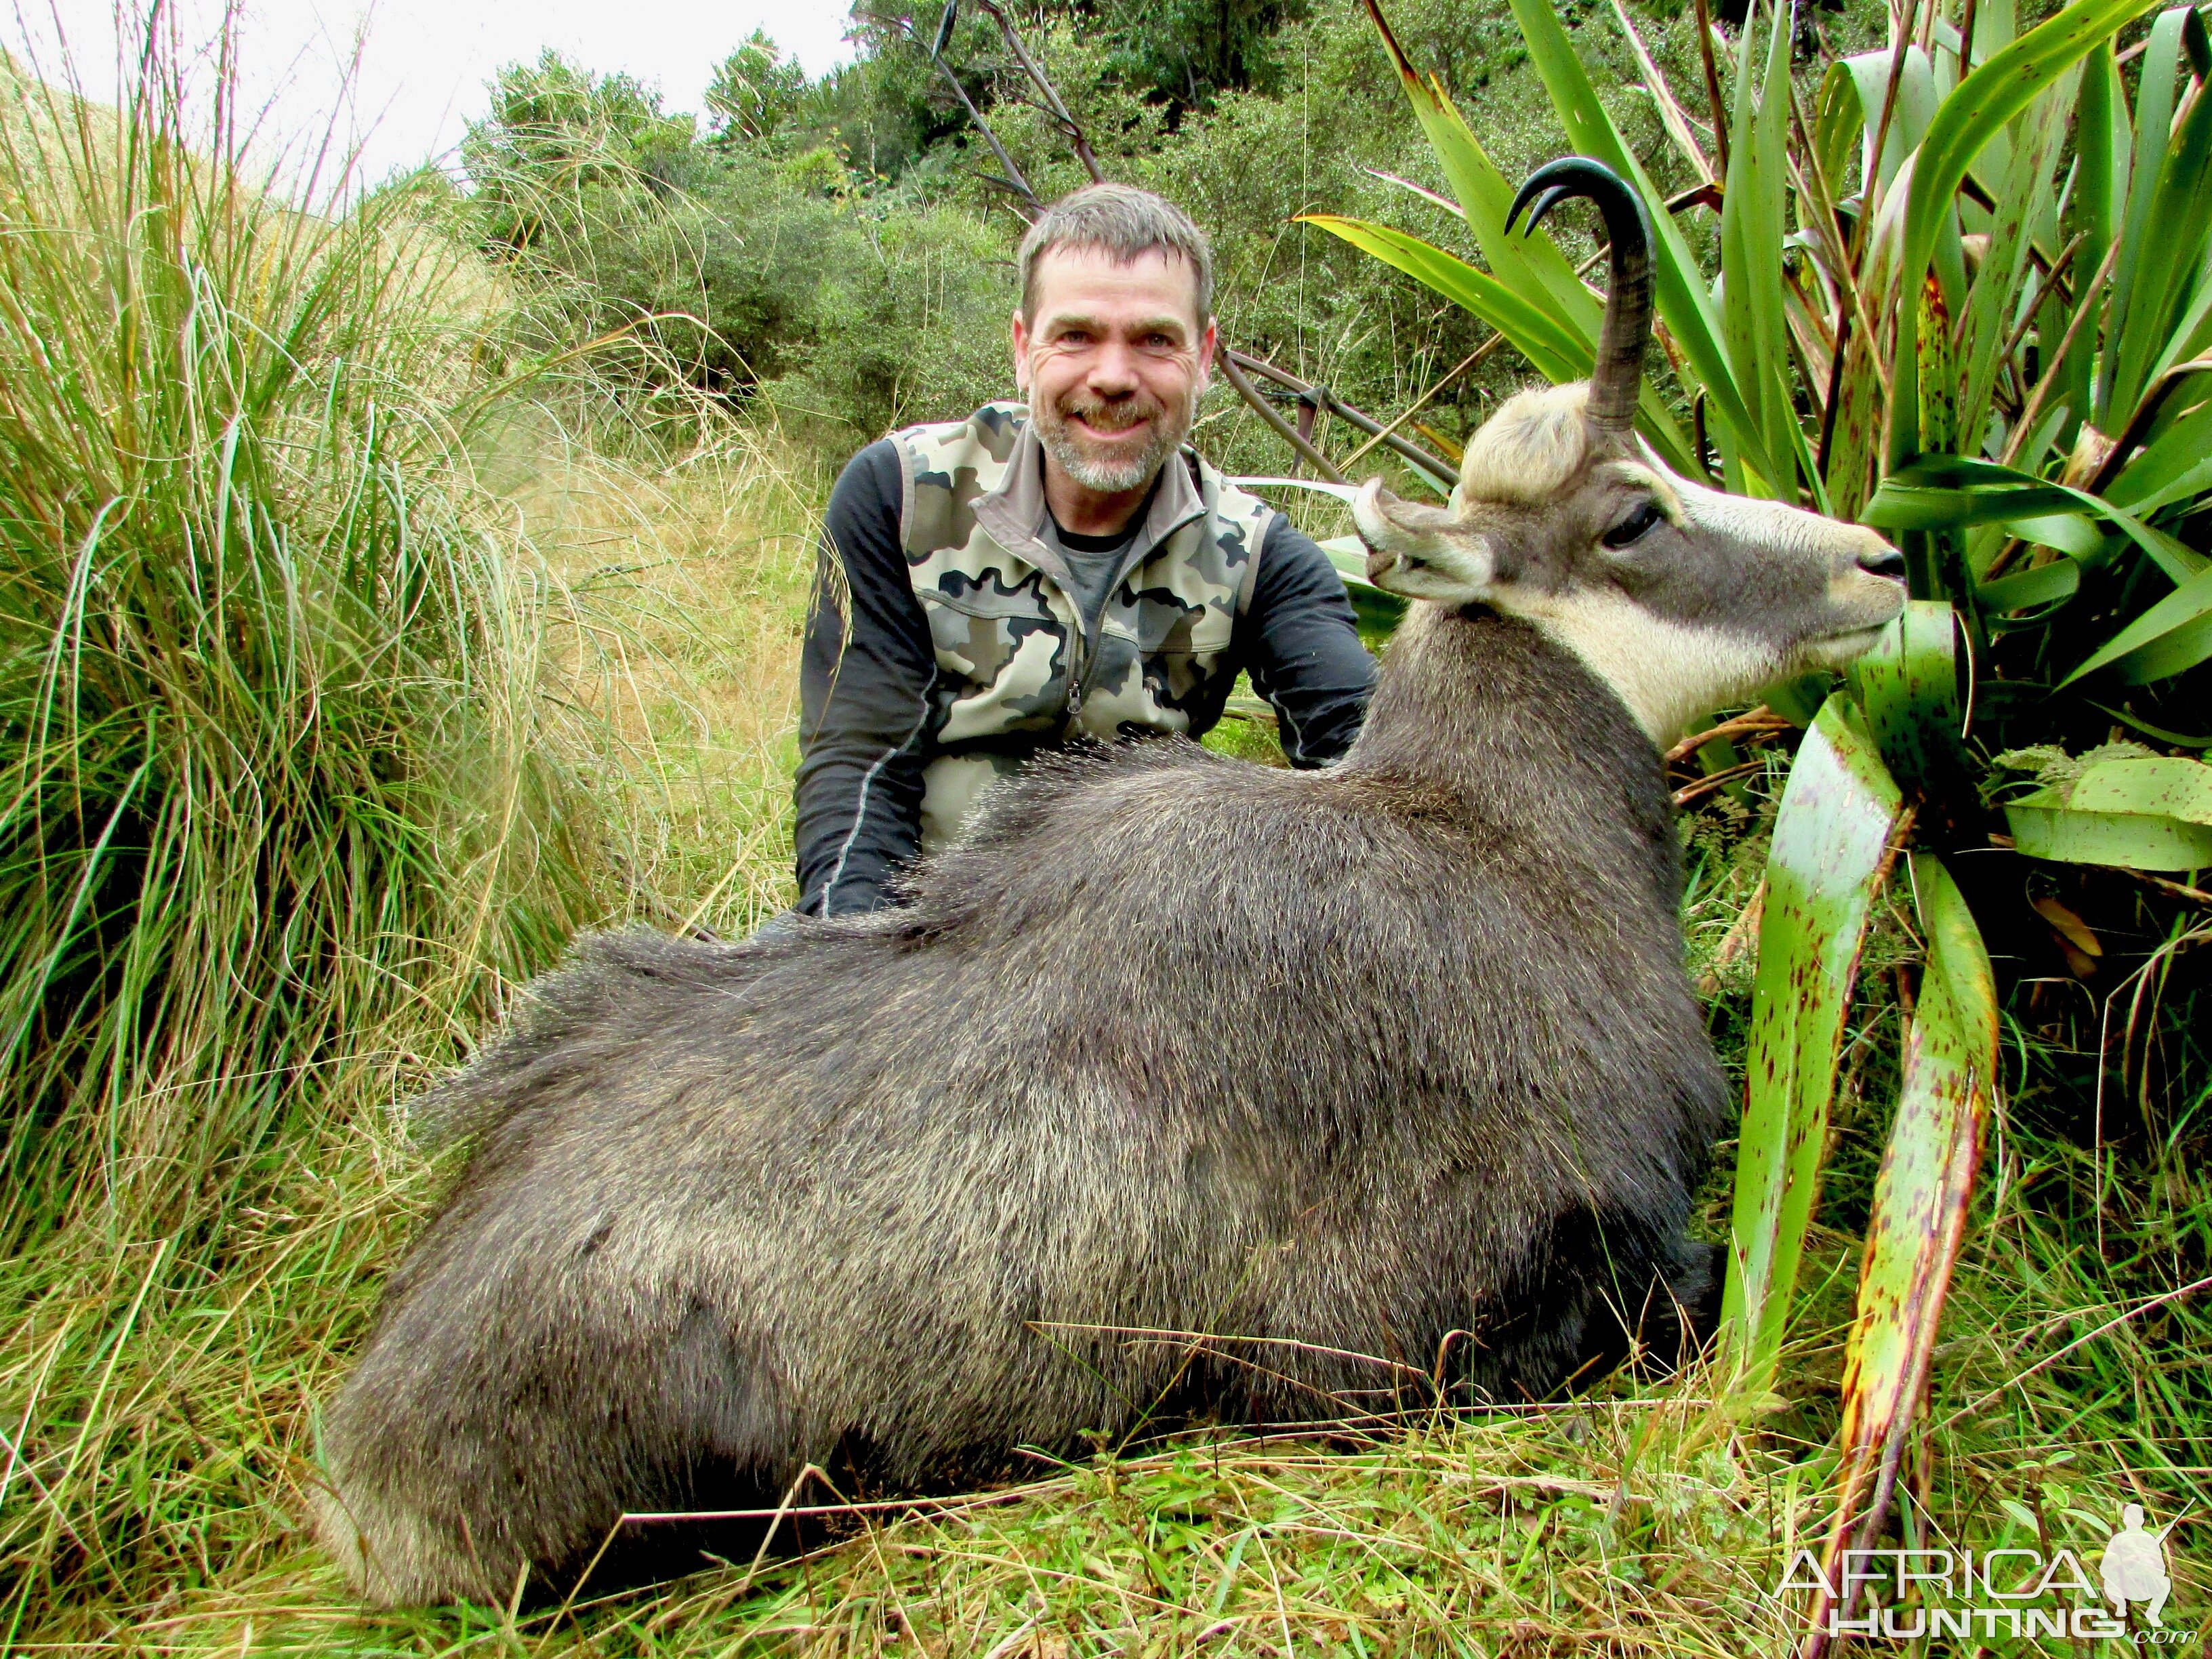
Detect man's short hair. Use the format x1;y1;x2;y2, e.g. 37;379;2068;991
1017;183;1214;327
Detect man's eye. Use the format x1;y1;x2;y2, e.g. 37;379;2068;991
1601;501;1663;548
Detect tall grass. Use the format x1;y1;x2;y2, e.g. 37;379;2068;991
0;18;831;1633
504;417;824;936
0;25;596;1250
0;12;619;1630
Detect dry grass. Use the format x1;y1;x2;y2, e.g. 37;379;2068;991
505;411;828;935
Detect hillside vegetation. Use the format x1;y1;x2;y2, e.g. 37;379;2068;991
1;0;2207;1652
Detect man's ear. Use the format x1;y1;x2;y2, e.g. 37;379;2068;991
1010;306;1031;395
1195;316;1217;394
1351;478;1495;604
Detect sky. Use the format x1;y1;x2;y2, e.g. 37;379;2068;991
9;0;859;189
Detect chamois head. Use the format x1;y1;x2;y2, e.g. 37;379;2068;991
1353;157;1907;743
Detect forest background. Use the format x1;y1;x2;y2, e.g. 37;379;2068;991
2;0;2208;1650
458;0;1699;477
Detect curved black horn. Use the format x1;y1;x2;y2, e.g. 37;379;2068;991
1504;157;1653;434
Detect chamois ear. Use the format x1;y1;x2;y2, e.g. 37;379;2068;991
1352;478;1494;605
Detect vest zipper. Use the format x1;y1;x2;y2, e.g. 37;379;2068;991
1066;602;1103;724
1063;531;1172;729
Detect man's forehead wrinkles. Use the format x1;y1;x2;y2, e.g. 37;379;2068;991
1038;310;1191;340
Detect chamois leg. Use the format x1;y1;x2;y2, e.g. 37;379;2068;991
312;1232;793;1606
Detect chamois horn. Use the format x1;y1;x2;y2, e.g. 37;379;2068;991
1505;157;1654;434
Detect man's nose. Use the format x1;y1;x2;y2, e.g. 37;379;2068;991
1087;340;1140;394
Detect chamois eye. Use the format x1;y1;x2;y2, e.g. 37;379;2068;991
1601;501;1663;548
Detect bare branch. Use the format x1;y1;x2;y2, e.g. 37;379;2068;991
904;9;1038;211
971;0;1105;183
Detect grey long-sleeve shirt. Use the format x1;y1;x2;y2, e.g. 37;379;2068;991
794;438;1376;916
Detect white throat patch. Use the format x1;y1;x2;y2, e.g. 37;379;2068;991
1499;587;1777;745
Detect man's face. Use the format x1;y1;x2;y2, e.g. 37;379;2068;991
1012;245;1216;496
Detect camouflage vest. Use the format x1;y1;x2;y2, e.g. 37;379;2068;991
893;403;1275;849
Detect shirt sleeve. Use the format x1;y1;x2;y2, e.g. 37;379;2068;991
1242;516;1379;767
794;440;939;916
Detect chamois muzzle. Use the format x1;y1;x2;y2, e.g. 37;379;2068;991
1506;157;1654;435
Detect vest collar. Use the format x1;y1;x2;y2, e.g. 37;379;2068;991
970;406;1208;598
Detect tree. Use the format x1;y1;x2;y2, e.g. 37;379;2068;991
462;52;695;247
1101;0;1313;113
705;30;808;146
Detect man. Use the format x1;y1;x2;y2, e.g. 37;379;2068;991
794;183;1376;917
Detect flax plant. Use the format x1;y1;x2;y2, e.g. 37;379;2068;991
1311;0;2211;1620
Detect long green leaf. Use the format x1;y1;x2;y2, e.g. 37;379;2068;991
1719;0;1799;498
2111;394;2212;514
1298;215;1700;473
1721;695;1904;1398
1955;77;2072;453
1999;512;2104;560
1902;0;2166;303
2102;6;2187;424
2061;563;2212;685
2074;38;2130;276
2089;701;2212;748
1800;853;1994;1644
2106;35;2212;419
2071;756;2212;823
1893;0;2170;457
1848;601;1963;793
1842;46;1940;197
1814;61;1865;209
1297;216;1590;384
1977;554;2081;613
2007;792;2212;869
1358;1;1601;337
2049;39;2129;453
1868;454;2207;581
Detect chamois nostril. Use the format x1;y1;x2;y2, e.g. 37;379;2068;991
1859;545;1907;581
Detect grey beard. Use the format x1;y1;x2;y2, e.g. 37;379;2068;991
1032;396;1192;494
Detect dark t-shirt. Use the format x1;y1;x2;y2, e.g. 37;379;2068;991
794;438;1378;916
1046;512;1143;639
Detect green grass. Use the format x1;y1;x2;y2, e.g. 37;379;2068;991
2;16;2209;1658
0;38;600;1255
14;1136;2201;1654
0;19;815;1641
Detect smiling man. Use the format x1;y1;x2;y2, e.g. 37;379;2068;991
794;183;1378;917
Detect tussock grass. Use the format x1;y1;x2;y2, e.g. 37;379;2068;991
0;16;817;1639
0;422;819;1643
0;30;596;1248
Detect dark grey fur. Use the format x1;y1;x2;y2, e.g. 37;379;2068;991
314;604;1732;1605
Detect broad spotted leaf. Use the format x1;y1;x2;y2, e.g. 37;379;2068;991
1799;855;1995;1650
1721;695;1905;1399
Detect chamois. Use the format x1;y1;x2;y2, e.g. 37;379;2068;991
312;158;1906;1606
